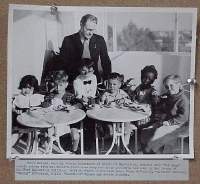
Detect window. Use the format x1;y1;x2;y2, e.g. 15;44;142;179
178;13;192;53
105;12;192;53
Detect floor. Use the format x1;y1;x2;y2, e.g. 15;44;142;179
11;133;189;155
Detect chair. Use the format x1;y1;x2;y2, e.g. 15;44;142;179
12;126;38;154
130;123;138;153
47;121;84;155
177;128;189;154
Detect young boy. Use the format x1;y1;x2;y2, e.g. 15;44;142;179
73;59;97;151
100;72;132;147
73;58;97;105
143;74;189;154
42;70;81;154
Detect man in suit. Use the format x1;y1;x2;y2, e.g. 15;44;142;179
60;14;112;83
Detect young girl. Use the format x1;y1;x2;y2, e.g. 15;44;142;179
124;65;159;153
143;74;189;154
12;75;44;148
131;65;158;105
100;72;132;147
73;58;97;105
129;65;160;127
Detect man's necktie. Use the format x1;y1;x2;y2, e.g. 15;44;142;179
83;80;92;85
82;38;91;59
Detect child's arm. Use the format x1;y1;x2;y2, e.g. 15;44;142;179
164;97;189;126
130;85;140;102
12;100;23;115
120;90;132;103
90;75;97;98
73;79;84;99
100;93;106;104
151;89;161;105
41;94;54;108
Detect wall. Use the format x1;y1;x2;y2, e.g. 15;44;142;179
12;10;60;93
11;10;191;95
111;52;191;93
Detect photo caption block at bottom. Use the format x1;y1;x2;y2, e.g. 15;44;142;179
15;159;188;181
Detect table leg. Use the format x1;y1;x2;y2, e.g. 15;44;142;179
80;121;84;155
54;126;66;153
105;122;133;155
134;128;138;153
25;131;32;154
47;134;54;153
95;122;99;155
56;137;66;153
28;130;38;154
105;123;117;155
116;124;121;154
121;123;132;154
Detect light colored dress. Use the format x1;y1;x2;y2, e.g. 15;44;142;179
13;93;44;109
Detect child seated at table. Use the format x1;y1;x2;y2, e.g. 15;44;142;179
99;72;132;147
130;65;158;103
142;74;189;154
130;65;159;120
129;65;159;128
42;70;82;154
73;58;97;107
12;75;44;148
126;65;159;152
73;59;98;152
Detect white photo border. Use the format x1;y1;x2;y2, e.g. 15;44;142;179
7;4;197;159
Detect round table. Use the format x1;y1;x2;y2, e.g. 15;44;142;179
87;105;149;155
17;108;86;154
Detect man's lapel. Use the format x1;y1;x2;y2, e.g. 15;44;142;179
89;35;97;58
74;32;83;57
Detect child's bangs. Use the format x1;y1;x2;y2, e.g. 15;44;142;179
55;78;68;84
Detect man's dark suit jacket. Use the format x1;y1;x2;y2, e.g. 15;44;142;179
60;32;112;82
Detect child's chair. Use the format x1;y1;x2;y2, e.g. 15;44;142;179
130;123;138;154
177;131;189;154
12;124;37;154
46;121;84;155
12;94;35;153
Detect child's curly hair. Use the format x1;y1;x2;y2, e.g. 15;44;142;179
53;70;68;84
78;58;94;71
163;74;183;91
108;72;124;83
141;65;158;80
18;75;39;93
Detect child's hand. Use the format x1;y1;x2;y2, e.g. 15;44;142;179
152;90;159;96
16;109;23;115
82;96;89;104
163;121;170;126
152;91;160;104
116;98;125;106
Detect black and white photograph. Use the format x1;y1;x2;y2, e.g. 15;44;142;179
7;5;197;159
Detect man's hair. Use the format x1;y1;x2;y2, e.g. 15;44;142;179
163;74;182;86
18;75;39;92
108;72;124;83
80;14;98;26
141;65;158;79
